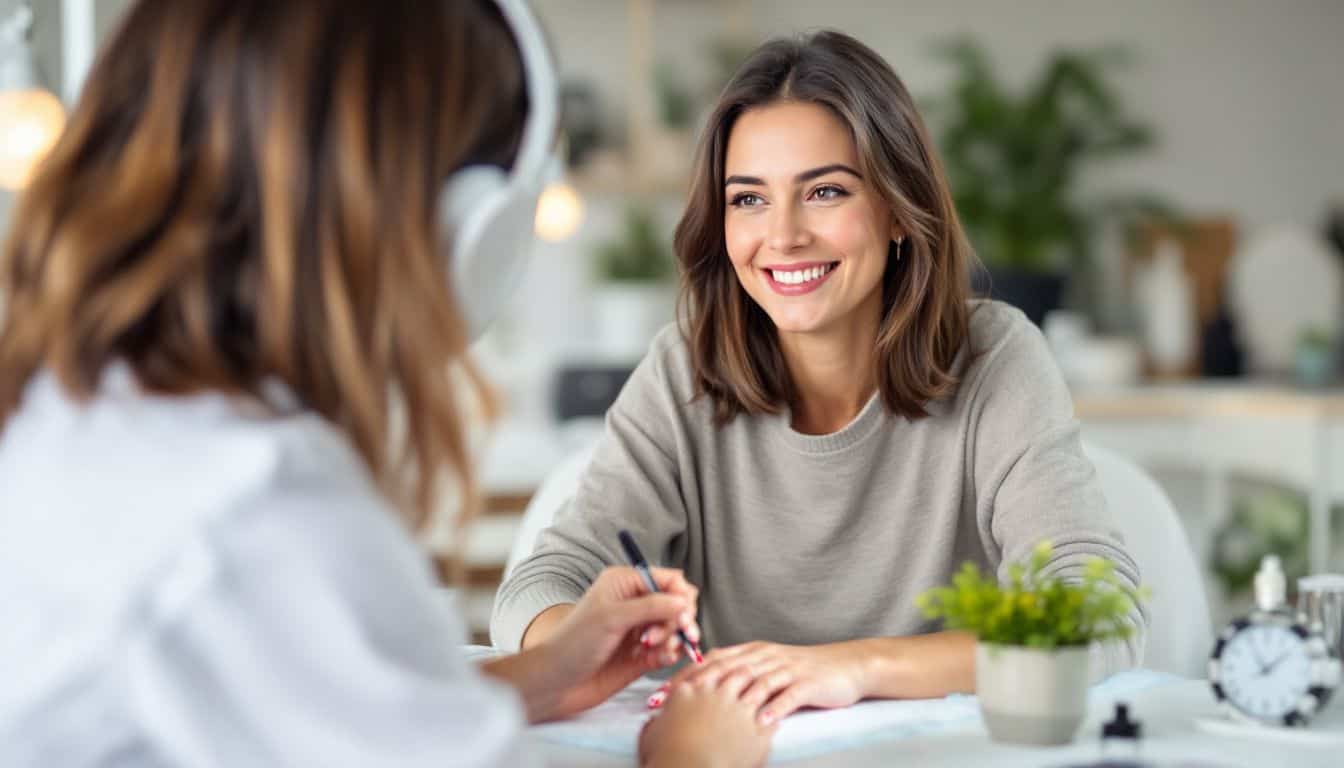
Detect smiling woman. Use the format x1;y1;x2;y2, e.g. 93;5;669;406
718;103;911;433
494;30;1146;728
676;31;973;434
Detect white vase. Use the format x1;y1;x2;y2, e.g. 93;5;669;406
975;642;1090;745
590;282;674;360
1135;241;1195;375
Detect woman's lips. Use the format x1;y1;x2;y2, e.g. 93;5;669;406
763;261;838;296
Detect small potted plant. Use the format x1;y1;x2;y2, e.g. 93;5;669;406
917;541;1143;745
590;205;676;359
1294;326;1334;388
633;61;697;191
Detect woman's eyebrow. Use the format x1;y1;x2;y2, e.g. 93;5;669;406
724;163;864;187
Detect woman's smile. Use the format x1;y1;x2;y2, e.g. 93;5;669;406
762;260;840;295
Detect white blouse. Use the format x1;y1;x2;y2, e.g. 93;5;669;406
0;366;532;767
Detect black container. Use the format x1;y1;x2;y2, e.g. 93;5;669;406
552;364;634;421
1200;302;1244;378
971;267;1066;327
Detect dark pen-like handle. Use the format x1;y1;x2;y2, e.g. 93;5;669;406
618;530;647;569
617;529;702;664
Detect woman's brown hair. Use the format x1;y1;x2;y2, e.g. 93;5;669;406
0;0;527;528
676;30;973;424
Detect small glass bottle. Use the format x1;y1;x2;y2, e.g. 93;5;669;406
1252;554;1291;619
1098;702;1143;766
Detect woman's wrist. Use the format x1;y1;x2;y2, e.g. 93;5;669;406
855;632;976;699
479;643;571;724
826;638;885;700
520;603;575;650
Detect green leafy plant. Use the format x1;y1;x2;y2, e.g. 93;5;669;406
1298;326;1333;351
593;205;674;283
705;37;758;99
917;541;1143;648
1211;489;1316;596
928;39;1173;272
653;62;694;130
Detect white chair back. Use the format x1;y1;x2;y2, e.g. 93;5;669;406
1084;440;1212;677
503;446;594;579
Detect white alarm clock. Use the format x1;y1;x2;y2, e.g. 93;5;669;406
1208;556;1340;726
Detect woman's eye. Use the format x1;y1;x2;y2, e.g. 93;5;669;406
811;185;848;201
730;192;764;208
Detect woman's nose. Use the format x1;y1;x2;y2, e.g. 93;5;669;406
766;203;811;253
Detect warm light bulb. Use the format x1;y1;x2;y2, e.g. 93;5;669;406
534;181;583;242
0;87;65;189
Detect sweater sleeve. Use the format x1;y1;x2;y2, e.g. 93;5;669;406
490;331;692;652
968;312;1148;678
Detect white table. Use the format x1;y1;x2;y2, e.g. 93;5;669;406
530;676;1343;767
1076;382;1344;574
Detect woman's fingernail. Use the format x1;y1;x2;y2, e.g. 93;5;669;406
760;711;774;725
646;690;667;709
640;629;651;646
679;611;692;626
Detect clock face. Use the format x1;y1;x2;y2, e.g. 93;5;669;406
1216;624;1313;720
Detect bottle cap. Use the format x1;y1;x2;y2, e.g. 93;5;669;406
1255;555;1286;611
1102;703;1141;740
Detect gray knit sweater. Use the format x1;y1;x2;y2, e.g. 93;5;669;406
492;301;1145;675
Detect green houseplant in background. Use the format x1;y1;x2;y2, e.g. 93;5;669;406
929;40;1171;325
1294;326;1335;387
643;61;697;190
590;205;676;359
593;205;673;284
918;541;1144;745
1211;488;1311;600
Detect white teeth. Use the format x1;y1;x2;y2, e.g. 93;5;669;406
771;264;832;285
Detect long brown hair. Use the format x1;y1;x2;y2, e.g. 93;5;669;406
0;0;527;528
676;30;973;424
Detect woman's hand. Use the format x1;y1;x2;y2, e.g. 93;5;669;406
639;670;778;768
533;566;701;720
667;641;869;725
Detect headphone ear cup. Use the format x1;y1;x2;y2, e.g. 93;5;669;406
440;165;540;339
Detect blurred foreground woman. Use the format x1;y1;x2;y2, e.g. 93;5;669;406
0;1;773;766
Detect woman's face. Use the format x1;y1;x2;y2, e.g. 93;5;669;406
722;101;899;336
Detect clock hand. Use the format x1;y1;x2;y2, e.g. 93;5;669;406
1263;650;1295;674
1249;647;1270;673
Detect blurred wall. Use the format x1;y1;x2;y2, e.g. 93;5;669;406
539;0;1344;232
6;0;1342;233
517;0;1344;352
5;1;1341;358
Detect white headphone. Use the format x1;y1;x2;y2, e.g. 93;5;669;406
440;0;560;341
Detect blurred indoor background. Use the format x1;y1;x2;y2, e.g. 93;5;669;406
3;0;1343;643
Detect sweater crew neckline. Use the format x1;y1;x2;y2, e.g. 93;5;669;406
771;390;887;454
